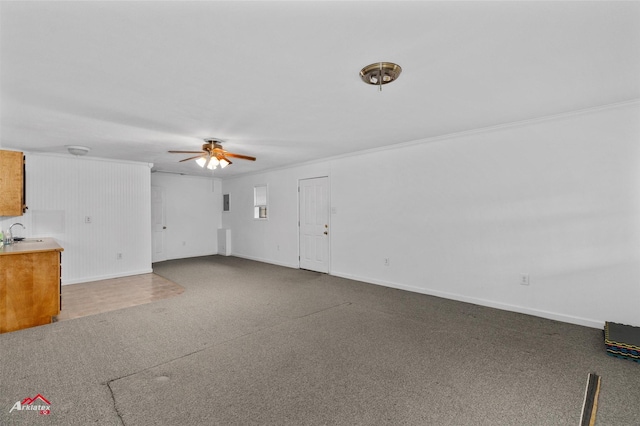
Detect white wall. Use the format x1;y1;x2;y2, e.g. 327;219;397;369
222;101;640;328
150;172;221;261
222;162;329;268
0;154;153;284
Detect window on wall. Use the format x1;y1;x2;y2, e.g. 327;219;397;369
254;185;267;219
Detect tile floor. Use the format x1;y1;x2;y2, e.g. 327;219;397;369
55;273;185;321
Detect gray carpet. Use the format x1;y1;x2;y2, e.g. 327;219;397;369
1;255;638;425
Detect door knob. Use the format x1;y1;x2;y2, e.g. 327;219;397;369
324;231;328;235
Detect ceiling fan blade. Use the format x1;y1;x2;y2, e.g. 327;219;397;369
179;154;206;162
169;150;205;154
225;152;256;161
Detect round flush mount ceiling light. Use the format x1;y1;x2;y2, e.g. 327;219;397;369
359;62;402;91
66;145;91;156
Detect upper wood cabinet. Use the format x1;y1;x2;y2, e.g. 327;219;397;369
0;150;27;216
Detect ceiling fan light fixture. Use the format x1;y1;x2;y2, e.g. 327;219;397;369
359;62;402;91
169;138;256;171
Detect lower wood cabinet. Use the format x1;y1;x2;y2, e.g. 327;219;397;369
0;240;63;333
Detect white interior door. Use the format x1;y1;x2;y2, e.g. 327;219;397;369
299;177;330;273
151;186;166;263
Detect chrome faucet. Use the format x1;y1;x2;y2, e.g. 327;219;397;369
10;223;25;233
7;223;25;244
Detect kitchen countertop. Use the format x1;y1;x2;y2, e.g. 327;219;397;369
0;238;64;255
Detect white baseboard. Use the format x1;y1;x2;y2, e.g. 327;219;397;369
62;268;154;285
330;271;604;330
82;254;604;330
231;252;299;269
165;251;218;261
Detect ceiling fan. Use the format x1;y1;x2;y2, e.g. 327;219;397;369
169;138;256;170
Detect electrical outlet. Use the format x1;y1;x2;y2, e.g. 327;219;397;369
384;258;390;266
85;216;92;224
520;273;529;286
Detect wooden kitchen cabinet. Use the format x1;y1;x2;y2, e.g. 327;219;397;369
0;149;27;216
0;239;63;333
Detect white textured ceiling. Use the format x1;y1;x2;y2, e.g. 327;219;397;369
1;1;639;177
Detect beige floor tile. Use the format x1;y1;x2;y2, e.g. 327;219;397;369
55;273;184;321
